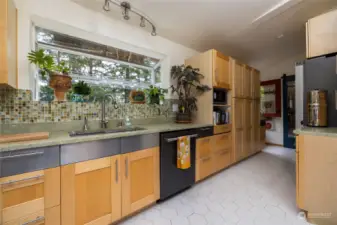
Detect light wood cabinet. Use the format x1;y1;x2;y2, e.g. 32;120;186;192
196;137;212;160
232;60;244;98
243;99;252;157
195;155;214;182
306;9;337;58
243;66;252;99
121;147;160;217
196;133;232;182
0;168;60;225
251;69;260;99
213;51;231;89
61;156;121;225
233;98;244;161
252;100;261;153
196;136;215;182
0;0;17;88
212;133;232;171
296;135;337;224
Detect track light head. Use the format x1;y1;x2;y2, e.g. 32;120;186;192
140;17;146;27
103;0;110;11
151;26;157;36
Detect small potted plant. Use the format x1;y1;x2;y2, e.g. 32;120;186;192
144;85;168;105
171;65;211;123
71;81;91;102
28;49;72;101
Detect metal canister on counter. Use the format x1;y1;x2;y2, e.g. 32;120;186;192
307;89;328;127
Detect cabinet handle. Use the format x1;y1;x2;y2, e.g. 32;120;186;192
21;216;44;225
200;127;211;131
0;174;44;186
0;151;44;160
115;159;118;183
125;157;128;178
202;157;211;162
166;134;198;142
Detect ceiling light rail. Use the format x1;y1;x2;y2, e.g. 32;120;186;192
103;0;157;36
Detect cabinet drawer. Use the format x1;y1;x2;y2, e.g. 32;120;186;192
0;146;60;178
3;205;60;225
196;137;212;159
213;133;232;153
0;167;60;224
195;156;214;182
214;124;231;134
213;150;231;172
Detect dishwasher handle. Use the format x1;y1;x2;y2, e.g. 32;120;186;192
165;134;198;143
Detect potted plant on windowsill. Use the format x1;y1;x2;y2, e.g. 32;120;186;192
28;49;72;101
69;81;92;102
171;65;211;123
144;85;168;105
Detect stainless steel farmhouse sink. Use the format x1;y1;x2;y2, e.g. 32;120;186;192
69;127;146;137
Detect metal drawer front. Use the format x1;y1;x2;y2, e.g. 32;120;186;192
0;146;60;178
61;138;121;165
121;133;159;154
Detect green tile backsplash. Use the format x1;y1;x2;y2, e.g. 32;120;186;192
0;89;173;124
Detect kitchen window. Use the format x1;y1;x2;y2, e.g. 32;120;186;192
34;27;162;102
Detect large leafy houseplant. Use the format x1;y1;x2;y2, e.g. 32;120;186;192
170;65;211;123
28;49;72;101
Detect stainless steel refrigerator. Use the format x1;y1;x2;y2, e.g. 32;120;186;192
295;55;337;127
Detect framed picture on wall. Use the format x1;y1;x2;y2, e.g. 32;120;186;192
261;79;281;117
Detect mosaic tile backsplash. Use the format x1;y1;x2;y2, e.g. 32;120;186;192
0;89;174;124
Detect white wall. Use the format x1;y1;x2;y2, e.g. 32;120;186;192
14;0;199;95
249;52;305;145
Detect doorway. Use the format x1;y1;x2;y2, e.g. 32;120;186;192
282;75;296;149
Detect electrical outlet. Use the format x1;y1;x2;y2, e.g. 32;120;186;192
172;104;178;112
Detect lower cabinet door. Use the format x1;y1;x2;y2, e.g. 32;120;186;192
196;156;214;182
235;129;244;162
121;147;160;217
61;155;121;225
0;168;60;225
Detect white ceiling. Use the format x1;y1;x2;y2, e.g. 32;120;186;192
73;0;337;65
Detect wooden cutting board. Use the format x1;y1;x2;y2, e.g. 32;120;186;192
0;132;50;143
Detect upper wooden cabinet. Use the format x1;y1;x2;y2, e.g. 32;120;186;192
0;167;60;225
306;9;337;58
61;156;122;225
251;69;261;99
0;0;17;88
213;50;231;89
121;147;160;217
243;66;252;99
185;49;231;90
231;60;244;98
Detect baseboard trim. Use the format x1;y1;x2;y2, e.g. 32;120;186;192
265;142;284;147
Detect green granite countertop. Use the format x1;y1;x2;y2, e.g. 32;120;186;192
294;127;337;137
0;123;212;152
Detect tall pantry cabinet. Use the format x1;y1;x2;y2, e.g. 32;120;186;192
232;60;261;162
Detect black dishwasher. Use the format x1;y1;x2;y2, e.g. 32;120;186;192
159;127;213;200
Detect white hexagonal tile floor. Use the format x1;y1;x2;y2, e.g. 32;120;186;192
119;146;312;225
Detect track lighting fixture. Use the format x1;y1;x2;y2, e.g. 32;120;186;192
103;0;157;36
